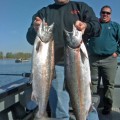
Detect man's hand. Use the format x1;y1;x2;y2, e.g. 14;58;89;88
112;52;118;58
33;17;42;32
75;20;87;34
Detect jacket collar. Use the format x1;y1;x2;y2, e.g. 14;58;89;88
99;18;111;23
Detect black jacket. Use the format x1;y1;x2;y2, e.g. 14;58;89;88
26;1;101;65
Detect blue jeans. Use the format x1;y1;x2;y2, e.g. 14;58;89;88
87;106;99;120
49;65;70;120
49;65;99;120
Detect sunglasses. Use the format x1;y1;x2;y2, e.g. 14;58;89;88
101;11;111;15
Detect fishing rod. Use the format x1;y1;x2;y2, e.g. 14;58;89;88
0;73;31;77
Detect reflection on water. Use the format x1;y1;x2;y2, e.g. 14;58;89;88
0;59;31;87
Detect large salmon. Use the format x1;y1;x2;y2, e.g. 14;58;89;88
64;25;92;120
31;20;54;119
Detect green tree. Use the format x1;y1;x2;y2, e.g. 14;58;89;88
6;52;14;58
0;51;3;59
14;52;32;59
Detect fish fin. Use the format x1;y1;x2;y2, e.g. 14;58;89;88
89;104;94;112
80;42;88;58
41;18;54;33
41;18;46;32
31;91;38;103
42;18;46;24
36;41;41;52
34;111;44;119
73;25;82;40
48;23;54;32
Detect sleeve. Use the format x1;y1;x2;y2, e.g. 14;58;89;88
116;23;120;55
80;2;101;40
26;8;46;45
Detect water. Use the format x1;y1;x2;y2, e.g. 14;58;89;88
0;56;120;87
0;59;31;87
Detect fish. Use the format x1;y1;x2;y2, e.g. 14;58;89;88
31;20;54;119
64;25;92;120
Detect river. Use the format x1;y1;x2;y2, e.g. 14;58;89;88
0;56;120;87
0;59;31;87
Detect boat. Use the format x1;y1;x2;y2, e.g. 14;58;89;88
0;62;120;120
15;59;22;63
15;59;29;63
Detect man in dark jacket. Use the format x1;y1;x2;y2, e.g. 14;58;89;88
88;5;120;115
26;0;101;119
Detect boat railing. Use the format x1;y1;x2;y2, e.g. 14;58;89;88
0;78;37;120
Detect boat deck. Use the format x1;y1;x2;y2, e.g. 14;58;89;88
33;108;120;120
33;109;120;120
98;108;120;120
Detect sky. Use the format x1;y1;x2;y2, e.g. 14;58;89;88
0;0;120;55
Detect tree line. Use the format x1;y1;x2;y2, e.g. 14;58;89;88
0;51;32;59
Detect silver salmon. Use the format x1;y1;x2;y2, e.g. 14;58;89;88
64;25;92;120
31;20;54;119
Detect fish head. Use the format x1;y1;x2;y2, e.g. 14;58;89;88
37;19;54;43
64;25;82;49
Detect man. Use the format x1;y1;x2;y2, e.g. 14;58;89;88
88;5;120;115
26;0;101;119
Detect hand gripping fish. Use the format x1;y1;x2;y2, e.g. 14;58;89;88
64;25;92;120
31;20;54;119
